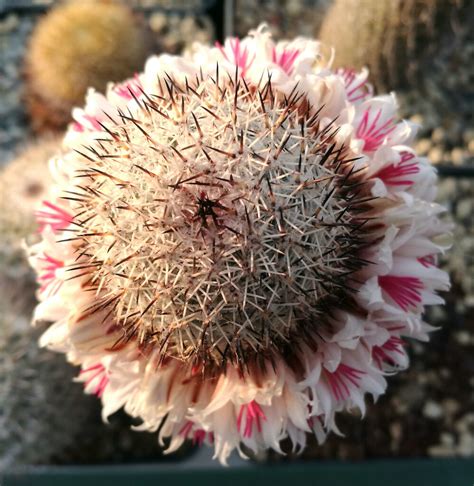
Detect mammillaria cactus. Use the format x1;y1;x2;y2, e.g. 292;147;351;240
25;0;152;132
28;25;451;464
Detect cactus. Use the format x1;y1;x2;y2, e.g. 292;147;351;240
0;136;61;303
25;0;152;132
0;136;59;244
318;0;471;92
0;136;93;467
27;26;451;464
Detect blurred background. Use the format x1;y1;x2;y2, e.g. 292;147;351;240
0;0;473;470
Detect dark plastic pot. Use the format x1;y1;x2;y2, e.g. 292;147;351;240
3;458;474;486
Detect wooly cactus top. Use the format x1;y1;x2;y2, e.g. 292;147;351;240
27;25;450;464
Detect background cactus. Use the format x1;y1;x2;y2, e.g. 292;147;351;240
318;0;472;93
0;136;59;244
0;136;60;302
24;0;153;132
0;137;96;468
0;137;75;466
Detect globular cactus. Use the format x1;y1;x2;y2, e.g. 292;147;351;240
0;136;59;244
25;0;152;132
0;136;95;468
318;0;472;92
27;25;451;464
0;136;60;300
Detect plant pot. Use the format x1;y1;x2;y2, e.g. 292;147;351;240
3;457;474;486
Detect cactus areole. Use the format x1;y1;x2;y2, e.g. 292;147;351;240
28;26;450;463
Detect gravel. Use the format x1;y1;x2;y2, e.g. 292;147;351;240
0;13;33;165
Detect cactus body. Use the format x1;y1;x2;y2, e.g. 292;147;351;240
25;0;152;132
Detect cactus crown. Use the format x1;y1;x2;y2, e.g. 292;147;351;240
68;70;375;373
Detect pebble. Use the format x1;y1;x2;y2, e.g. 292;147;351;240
439;368;451;379
428;444;454;457
138;0;205;9
459;433;474;457
389;422;402;451
451;147;466;165
149;12;168;32
286;0;304;16
423;400;443;420
427;303;447;323
415;138;432;155
431;127;446;145
456;199;472;220
409;113;423;126
468;139;474;155
455;413;474;433
428;147;444;164
148;12;213;53
455;330;471;346
463;128;474;146
442;398;460;416
235;0;329;38
0;14;19;34
455;300;466;315
440;432;455;446
466;295;474;307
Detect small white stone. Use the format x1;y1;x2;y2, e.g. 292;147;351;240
423;400;443;419
415;138;432;155
468;139;474;155
286;0;304;16
428;445;453;457
457;199;472;220
149;13;168;33
455;330;471;345
465;295;474;307
0;14;19;35
440;432;455;446
410;114;423;126
451;148;466;166
428;147;444;164
458;433;474;457
431;127;446;145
